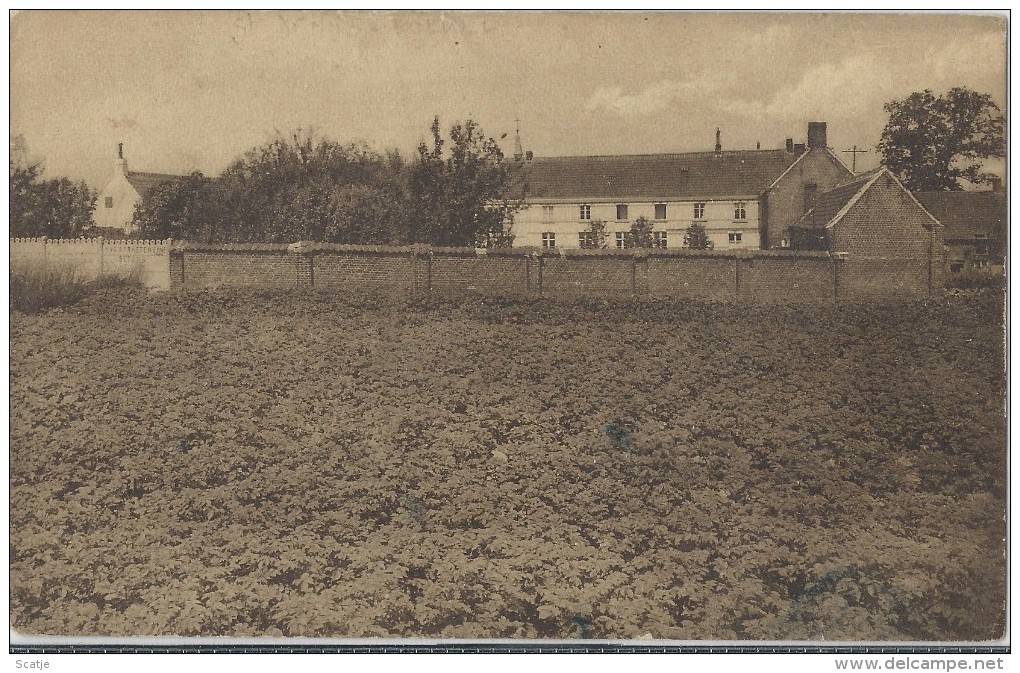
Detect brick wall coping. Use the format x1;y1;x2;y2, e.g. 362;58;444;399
162;241;837;260
551;247;836;260
171;242;292;252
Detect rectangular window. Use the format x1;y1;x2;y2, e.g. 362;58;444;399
694;202;706;220
542;232;556;248
654;231;668;249
104;196;113;209
654;203;667;220
578;231;593;248
728;232;743;244
542;205;554;222
734;202;747;221
579;204;591;220
616;204;629;221
615;231;628;249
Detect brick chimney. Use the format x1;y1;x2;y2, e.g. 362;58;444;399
786;138;794;153
115;143;128;175
715;128;722;154
807;122;827;149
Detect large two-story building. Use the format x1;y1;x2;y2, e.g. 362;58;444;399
513;122;853;251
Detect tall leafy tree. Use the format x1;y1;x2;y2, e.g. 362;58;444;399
134;172;219;241
878;87;1005;191
134;131;412;244
9;158;96;238
409;117;525;248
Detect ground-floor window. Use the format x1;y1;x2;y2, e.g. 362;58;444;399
654;231;668;248
615;232;627;248
542;232;556;248
728;231;743;244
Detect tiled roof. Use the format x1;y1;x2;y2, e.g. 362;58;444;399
125;171;187;199
916;191;1006;240
793;169;883;229
522;149;800;201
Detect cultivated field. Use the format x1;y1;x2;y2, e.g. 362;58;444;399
9;289;1006;640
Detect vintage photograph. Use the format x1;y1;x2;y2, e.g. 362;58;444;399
9;11;1007;644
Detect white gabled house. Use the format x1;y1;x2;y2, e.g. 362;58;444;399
93;144;185;236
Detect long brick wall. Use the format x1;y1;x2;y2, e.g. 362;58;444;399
165;243;879;302
10;237;937;301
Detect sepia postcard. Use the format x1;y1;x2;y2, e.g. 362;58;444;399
8;10;1008;657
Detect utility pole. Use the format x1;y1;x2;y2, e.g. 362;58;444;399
842;145;868;173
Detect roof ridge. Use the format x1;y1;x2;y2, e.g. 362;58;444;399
127;170;187;177
531;149;790;161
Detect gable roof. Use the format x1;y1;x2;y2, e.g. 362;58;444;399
793;167;942;232
522;149;800;201
125;171;187;199
793;169;883;229
915;190;1006;239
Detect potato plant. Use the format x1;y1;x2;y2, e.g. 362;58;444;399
9;288;1006;640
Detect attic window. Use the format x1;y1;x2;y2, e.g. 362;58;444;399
105;196;113;208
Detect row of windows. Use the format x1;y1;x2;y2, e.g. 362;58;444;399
541;231;743;249
564;202;748;222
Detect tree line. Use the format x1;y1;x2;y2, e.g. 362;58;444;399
8;88;1005;242
134;118;525;247
9;152;96;239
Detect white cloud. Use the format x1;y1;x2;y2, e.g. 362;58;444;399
728;53;895;121
584;80;703;118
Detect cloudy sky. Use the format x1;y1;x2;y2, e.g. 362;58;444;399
10;11;1007;191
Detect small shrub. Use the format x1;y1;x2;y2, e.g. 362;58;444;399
10;266;143;314
945;269;1004;291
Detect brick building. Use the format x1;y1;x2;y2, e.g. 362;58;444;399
514;122;852;251
93;144;185;236
916;187;1006;274
789;167;944;298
